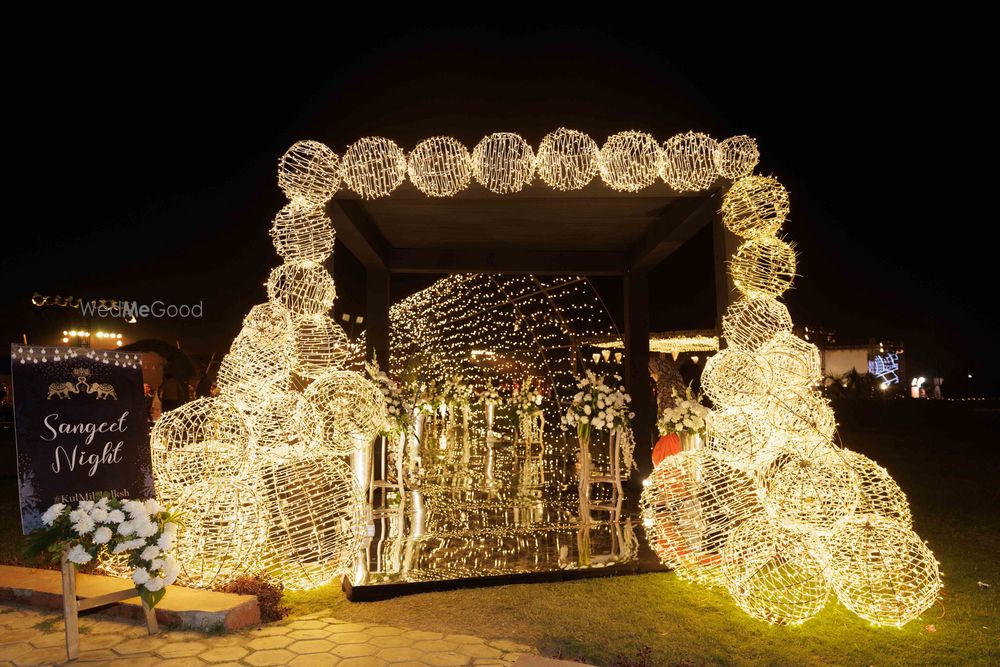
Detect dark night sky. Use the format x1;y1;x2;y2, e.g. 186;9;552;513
3;25;994;394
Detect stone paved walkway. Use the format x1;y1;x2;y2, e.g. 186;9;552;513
0;603;535;666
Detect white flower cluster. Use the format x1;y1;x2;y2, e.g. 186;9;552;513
366;361;414;435
511;377;544;416
657;386;709;436
479;382;502;407
40;497;181;598
560;370;634;434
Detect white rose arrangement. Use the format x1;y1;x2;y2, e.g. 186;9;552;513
657;385;709;436
511;377;545;417
366;359;414;436
26;497;182;608
560;369;634;441
479;381;503;408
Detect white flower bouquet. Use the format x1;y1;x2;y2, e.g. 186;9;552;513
657;385;709;436
366;359;414;436
479;381;503;408
25;497;182;608
511;377;544;417
560;369;634;441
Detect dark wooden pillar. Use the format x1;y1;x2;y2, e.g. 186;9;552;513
624;270;654;482
713;216;741;336
366;267;391;372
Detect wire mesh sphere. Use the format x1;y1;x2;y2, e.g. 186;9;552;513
257;453;368;589
151;396;253;485
768;387;837;442
598;130;661;192
757;448;860;535
270;201;335;263
721;513;831;625
659;131;720;192
216;329;293;407
701;347;772;409
340;136;407;199
761;331;822;389
277;140;341;205
470;132;535;194
722;296;793;352
407;136;472;197
266;260;336;317
705;406;776;471
291;314;353;379
534;128;600;191
303;369;386;455
841;450;913;527
730;235;797;299
244;390;324;452
721;175;790;239
826;515;941;626
163;479;267;589
241;302;294;347
640;450;762;587
717;135;760;180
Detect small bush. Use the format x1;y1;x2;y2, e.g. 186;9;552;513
219;573;289;623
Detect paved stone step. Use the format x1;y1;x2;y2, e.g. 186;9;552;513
0;564;259;631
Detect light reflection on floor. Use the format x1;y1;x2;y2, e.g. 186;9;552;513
355;432;638;586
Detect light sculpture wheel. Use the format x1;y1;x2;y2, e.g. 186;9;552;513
340;136;407;199
705;406;775;471
407;136;472;197
717;135;760;180
534;127;600;191
270;201;335;263
826;515;941;627
215;330;293;407
640;450;760;587
659;131;720;192
722;513;831;625
277;140;341;204
470;132;535;194
599;130;661;192
721;175;790;239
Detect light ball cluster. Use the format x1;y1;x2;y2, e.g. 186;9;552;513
277;140;340;204
305;369;386;455
718;135;759;180
270;201;335;263
721;296;793;352
291;314;353;380
266;261;337;316
471;132;535;194
535;128;600;191
721;175;790;239
407;136;472;197
659;131;720;192
730;235;797;299
599;130;661;192
701;347;771;409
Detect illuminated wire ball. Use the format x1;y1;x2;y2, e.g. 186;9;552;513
717;135;760;180
257;453;368;589
150;396;253;485
266;261;336;316
245;390;324;451
215;330;293;407
470;132;535;194
340;136;407;199
722;513;831;625
730;235;797;299
598;130;661;192
701;347;771;409
270;201;335;263
290;314;353;379
165;479;267;589
659;131;720;192
757;448;859;535
721;175;790;239
761;331;822;389
640;450;761;587
705;406;776;471
826;515;941;626
277;140;340;205
721;296;793;352
304;369;386;455
407;136;472;197
841;449;913;527
768;387;837;442
535;128;600;191
241;302;293;347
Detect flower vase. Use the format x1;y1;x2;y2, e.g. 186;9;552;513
680;431;703;452
577;428;592;567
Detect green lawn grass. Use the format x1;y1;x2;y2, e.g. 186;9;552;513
3;400;998;665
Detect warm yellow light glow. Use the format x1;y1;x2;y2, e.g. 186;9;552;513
730;235;797;299
470;132;535;194
601;334;719;355
659;131;720;192
721;175;790;239
599;130;661;192
721;296;793;352
407;136;472;197
340;136;407;199
760;331;822;389
304;369;386;456
756;448;859;535
266;260;337;316
841;450;913;527
534;128;600;191
270;201;335;263
278;140;341;205
826;515;941;627
290;314;354;380
701;347;772;409
717;135;760;180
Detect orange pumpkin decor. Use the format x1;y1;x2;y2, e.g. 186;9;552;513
652;433;682;467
